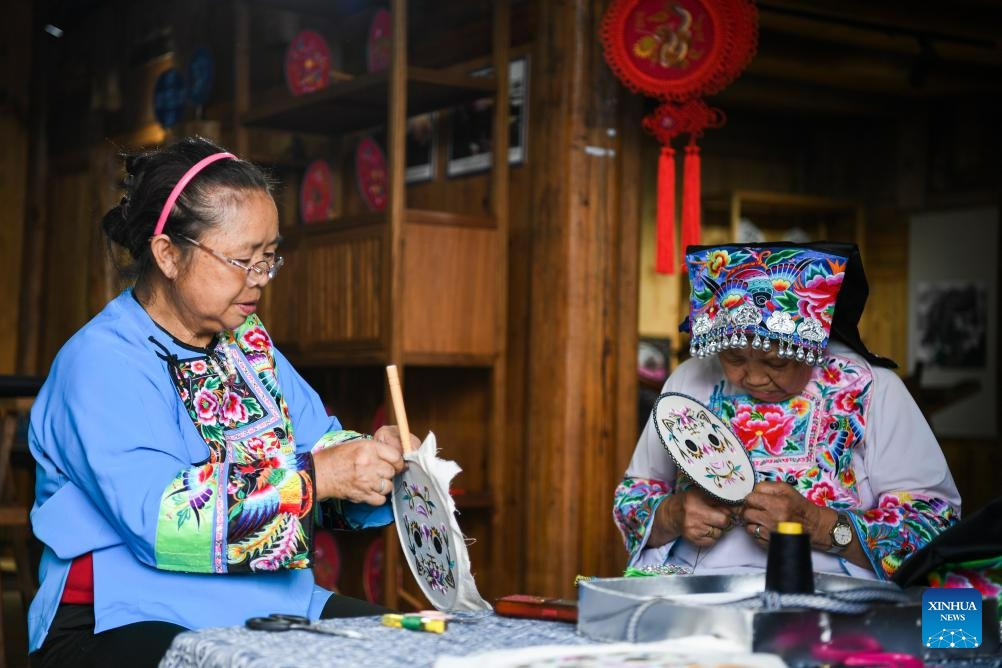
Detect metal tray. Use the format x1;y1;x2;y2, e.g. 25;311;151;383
577;573;1000;664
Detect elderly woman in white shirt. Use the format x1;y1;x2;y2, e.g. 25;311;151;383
615;242;960;581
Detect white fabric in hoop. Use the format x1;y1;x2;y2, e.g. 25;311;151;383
391;432;491;611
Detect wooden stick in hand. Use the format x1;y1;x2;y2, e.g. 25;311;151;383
386;364;412;454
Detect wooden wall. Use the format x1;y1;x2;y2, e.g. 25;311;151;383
0;1;32;374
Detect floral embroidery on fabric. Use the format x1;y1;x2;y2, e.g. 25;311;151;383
709;354;958;578
686;246;846;363
929;556;1002;622
613;477;673;562
155;315;316;573
860;493;957;578
711;355;868;503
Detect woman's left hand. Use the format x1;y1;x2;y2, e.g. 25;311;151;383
740;481;825;547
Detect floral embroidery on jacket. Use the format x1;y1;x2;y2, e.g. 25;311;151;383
155;316;314;573
613;477;673;561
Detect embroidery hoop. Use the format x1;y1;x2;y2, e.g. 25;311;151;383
299;159;334;223
391;443;459;609
385;366;490;611
366;8;392;73
312;529;341;592
652;392;753;504
284;29;331;96
355;136;387;211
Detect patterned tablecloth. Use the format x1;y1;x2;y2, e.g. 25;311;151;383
159;612;1002;668
159;612;592;668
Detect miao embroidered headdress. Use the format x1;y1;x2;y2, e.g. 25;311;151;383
685;243;848;366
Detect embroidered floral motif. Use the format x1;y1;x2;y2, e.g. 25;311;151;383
242;325;272;352
728;404;797;457
929;556;1002;622
686;246;847;364
155;315;316;573
613;477;673;561
712;355;958;578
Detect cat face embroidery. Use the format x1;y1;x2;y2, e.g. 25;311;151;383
655;393;754;502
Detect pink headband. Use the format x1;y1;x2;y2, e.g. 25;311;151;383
152;152;236;236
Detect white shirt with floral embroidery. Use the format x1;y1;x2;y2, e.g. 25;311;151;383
614;342;961;581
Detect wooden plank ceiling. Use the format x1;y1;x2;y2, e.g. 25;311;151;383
719;0;1002;115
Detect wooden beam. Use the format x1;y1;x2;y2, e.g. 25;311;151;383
757;0;1002;46
523;0;636;597
758;9;1002;67
715;76;905;117
16;0;45;376
488;0;515;599
748;32;1002;98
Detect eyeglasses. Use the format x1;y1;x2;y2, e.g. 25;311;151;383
177;234;284;282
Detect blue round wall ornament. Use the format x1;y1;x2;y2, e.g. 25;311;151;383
153;68;186;129
187;47;214;107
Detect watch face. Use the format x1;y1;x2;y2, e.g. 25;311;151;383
833;523;853;546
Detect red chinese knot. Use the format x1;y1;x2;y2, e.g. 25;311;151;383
601;0;758;273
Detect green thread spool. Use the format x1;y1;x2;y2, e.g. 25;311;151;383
765;521;814;594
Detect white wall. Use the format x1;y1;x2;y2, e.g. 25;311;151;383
908;207;999;438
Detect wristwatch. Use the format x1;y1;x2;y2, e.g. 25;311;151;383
828;511;854;553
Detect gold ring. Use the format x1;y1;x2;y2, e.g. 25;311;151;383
704;527;715;539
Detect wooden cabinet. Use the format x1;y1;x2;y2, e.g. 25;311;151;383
233;0;511;609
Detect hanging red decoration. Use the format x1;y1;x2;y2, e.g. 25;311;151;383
601;0;758;274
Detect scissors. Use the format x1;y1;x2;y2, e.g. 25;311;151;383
245;613;363;639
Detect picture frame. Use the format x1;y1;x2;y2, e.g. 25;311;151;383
405;112;436;183
366;117;436;185
447;56;528;177
907;206;999;438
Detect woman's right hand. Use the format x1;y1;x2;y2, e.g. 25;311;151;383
650;487;738;548
312;438;405;506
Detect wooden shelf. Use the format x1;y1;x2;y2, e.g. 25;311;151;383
237;0;512;609
700;189;865;253
243;68;496;135
704;189;863;214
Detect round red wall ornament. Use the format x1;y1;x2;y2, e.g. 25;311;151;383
299;159;334;224
601;0;758;274
601;0;757;103
285;29;332;96
355;136;388;212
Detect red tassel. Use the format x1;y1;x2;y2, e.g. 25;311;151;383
655;145;676;274
681;142;702;264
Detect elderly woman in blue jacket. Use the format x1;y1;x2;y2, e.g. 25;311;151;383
28;137;414;666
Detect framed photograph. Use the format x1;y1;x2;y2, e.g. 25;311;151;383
915;280;987;369
366;119;436;185
908;206;999;438
405;113;436;183
447;56;528;177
